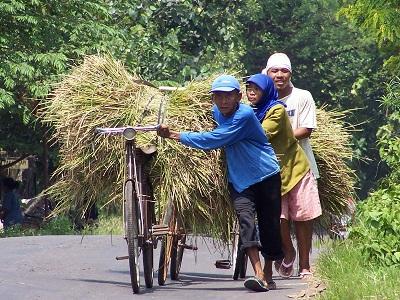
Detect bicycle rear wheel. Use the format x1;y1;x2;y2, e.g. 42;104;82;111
170;233;186;280
125;180;140;293
158;201;175;286
158;233;173;285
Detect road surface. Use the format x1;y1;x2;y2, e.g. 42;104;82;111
0;235;319;300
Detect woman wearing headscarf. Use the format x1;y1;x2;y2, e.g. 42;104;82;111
246;74;321;285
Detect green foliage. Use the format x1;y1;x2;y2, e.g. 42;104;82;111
349;185;400;266
0;216;76;237
317;241;400;299
0;214;122;238
377;114;400;172
377;77;400;181
0;104;43;154
344;45;400;273
81;215;123;236
0;0;125;153
112;0;249;81
339;0;400;74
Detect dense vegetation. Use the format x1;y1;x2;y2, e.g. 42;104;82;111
339;0;400;267
0;0;392;198
1;2;399;297
316;1;400;299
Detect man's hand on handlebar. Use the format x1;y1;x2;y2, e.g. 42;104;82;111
157;124;180;141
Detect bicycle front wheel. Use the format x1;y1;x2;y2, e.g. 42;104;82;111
143;243;154;288
125;180;140;293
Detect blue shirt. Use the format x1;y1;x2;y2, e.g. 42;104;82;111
180;103;280;192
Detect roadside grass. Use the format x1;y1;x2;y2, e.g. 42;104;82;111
0;214;123;237
316;240;400;300
0;216;76;237
81;214;123;235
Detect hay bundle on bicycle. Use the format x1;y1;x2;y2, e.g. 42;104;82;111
42;54;355;240
41;55;234;240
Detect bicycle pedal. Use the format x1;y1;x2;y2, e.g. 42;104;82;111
215;259;231;269
180;243;198;251
116;255;129;260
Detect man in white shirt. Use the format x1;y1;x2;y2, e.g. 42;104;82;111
262;53;322;279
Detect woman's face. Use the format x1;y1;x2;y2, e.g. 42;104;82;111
246;83;263;105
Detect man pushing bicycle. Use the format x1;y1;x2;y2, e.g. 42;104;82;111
157;74;283;292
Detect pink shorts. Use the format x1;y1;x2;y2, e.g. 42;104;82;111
281;170;322;221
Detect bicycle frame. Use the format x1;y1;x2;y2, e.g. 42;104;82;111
96;125;159;237
96;125;159;293
124;138;154;243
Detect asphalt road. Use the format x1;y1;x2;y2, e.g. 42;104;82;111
0;235;317;300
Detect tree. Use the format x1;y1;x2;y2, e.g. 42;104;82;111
340;0;400;190
235;0;387;197
0;0;391;200
0;0;125;189
340;0;400;74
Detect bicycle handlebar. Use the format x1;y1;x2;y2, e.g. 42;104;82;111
95;125;160;135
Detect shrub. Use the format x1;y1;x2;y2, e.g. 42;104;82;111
349;184;400;266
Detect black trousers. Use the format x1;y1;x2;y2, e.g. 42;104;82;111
229;173;284;261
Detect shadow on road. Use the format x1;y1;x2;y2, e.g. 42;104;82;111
180;272;234;281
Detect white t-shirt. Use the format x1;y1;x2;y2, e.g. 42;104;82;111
280;86;320;178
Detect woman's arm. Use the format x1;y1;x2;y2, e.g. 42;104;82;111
261;105;284;140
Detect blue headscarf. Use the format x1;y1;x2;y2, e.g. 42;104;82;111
246;73;286;122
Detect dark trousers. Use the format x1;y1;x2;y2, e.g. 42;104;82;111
229;173;284;261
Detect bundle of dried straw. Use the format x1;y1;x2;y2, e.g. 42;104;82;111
42;55;355;240
41;55;233;240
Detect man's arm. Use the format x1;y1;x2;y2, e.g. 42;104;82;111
293;127;313;140
157;106;253;151
295;91;316;140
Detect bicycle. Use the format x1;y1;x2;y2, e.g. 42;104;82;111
96;124;169;293
95;85;196;293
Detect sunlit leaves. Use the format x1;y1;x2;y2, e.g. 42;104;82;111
340;0;400;73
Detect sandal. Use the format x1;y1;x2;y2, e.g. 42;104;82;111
278;252;296;278
244;277;269;292
299;271;313;279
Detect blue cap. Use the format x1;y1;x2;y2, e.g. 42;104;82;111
210;75;240;92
